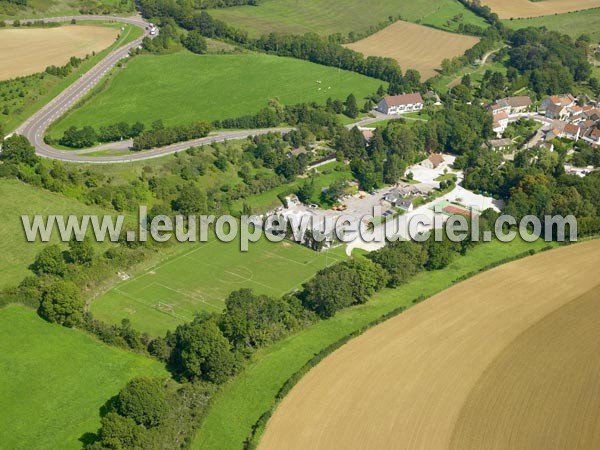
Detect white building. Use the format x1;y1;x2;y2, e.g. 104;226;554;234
377;93;424;115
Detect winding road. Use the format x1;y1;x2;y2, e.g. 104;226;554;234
6;16;403;164
5;15;291;163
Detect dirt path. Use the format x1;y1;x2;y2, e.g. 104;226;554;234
259;240;600;450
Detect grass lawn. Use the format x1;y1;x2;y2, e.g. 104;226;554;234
91;235;348;336
48;52;385;138
192;237;557;450
0;304;166;450
0;179;121;289
2;22;143;132
503;8;600;41
209;0;487;38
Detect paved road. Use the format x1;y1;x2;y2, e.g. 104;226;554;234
5;15;407;163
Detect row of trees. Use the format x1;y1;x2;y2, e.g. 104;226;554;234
132;121;212;150
57;121;145;148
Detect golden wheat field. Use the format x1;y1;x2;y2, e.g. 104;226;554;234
481;0;599;19
345;21;479;80
259;240;600;450
0;26;118;80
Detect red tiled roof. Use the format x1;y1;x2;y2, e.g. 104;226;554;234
564;123;580;136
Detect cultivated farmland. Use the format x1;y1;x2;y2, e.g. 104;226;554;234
209;0;487;37
0;305;166;450
480;0;599;19
345;21;479;79
48;52;384;136
91;237;346;336
0;25;119;80
259;240;600;450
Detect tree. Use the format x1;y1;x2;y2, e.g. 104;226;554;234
344;94;359;119
97;412;144;450
297;177;315;203
172;184;207;215
183;30;208;54
30;245;66;276
367;240;427;287
38;280;84;327
301;259;387;318
171;315;235;383
117;378;167;428
1;134;39;166
68;236;94;266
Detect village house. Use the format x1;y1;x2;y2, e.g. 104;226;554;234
488;96;532;115
492;111;509;136
421;153;445;169
541;94;576;119
582;128;600;146
377;93;424;115
484;138;514;152
563;123;581;142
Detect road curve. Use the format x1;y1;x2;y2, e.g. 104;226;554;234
6;16;394;164
5;16;295;163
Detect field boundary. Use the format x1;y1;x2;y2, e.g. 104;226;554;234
242;242;560;449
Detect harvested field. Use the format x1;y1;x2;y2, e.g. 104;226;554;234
481;0;599;19
0;25;118;80
345;21;479;80
259;240;600;450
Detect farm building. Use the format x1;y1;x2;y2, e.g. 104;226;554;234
377;93;424;115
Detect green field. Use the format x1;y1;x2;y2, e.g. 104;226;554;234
0;179;120;289
209;0;487;38
0;305;166;450
503;8;600;41
48;52;384;137
192;238;559;450
91;236;347;336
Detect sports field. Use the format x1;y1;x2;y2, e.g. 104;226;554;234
91;237;346;336
0;305;166;450
345;20;479;79
0;25;119;80
504;8;600;41
48;52;384;136
0;179;118;289
209;0;487;37
481;0;599;19
259;240;600;450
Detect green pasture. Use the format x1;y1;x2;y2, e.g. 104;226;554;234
0;179;120;289
48;52;384;138
209;0;487;38
0;304;166;449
